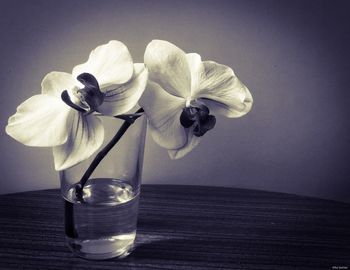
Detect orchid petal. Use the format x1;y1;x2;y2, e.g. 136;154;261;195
144;40;191;99
148;110;186;150
195;61;253;118
6;94;70;147
139;81;187;149
52;112;104;170
168;128;201;159
41;72;76;97
186;53;204;96
72;40;133;89
98;63;148;116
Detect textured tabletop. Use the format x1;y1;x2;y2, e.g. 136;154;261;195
0;185;349;270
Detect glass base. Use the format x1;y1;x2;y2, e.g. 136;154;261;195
66;232;136;260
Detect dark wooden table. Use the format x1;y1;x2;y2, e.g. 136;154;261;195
0;185;349;270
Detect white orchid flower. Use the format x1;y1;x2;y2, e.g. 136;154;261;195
6;40;148;170
140;40;252;159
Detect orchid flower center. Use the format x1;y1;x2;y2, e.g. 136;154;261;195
61;73;105;114
180;102;216;137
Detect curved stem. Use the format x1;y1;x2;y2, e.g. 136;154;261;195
75;108;144;200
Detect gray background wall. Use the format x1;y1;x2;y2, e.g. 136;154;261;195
1;0;349;202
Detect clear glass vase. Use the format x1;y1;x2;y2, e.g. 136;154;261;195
59;114;147;260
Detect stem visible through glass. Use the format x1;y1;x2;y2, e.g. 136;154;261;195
74;108;144;201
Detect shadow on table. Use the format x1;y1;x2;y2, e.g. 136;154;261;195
125;238;235;268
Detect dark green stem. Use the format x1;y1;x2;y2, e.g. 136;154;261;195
75;108;144;201
64;200;77;238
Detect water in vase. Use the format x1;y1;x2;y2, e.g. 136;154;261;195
64;178;140;260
